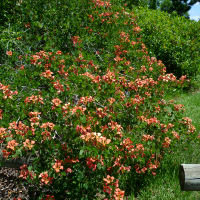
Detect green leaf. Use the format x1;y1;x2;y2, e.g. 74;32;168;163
79;149;84;156
80;116;86;123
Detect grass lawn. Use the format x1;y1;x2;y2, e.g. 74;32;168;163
129;90;200;200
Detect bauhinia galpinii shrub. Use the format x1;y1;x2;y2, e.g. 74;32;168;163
0;0;197;199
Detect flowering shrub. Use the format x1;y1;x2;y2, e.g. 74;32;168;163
0;0;198;199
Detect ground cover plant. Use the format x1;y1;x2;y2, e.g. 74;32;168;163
0;0;199;199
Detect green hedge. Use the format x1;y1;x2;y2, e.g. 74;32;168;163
134;7;200;79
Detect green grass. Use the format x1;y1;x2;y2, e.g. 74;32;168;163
129;91;200;200
174;91;200;131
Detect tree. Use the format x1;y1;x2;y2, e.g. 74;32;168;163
149;0;158;9
172;0;191;16
159;0;173;12
159;0;200;17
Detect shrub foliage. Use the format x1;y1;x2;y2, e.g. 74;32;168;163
134;7;200;79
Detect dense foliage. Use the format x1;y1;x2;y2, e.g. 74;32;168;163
0;0;91;65
0;0;199;199
134;7;200;79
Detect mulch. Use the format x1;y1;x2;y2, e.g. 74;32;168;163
0;167;30;200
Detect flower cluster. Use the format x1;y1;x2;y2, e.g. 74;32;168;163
103;175;125;200
24;95;44;104
19;164;35;180
80;131;111;147
52;160;64;173
0;82;18;99
39;171;53;185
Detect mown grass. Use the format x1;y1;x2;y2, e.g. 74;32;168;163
129;91;200;200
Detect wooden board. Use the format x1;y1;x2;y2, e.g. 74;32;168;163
179;164;200;191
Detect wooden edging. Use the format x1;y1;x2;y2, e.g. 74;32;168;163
179;164;200;191
0;155;33;169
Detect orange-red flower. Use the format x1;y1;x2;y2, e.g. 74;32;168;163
65;168;73;174
113;188;125;200
39;171;53;185
52;98;62;108
52;160;64;173
56;50;62;55
103;175;115;184
41;70;54;80
71;36;81;46
7;140;18;151
2;149;10;158
162;137;171;148
23;139;35;150
0;127;6;138
19;164;35;180
40;122;55;130
6;51;13;56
